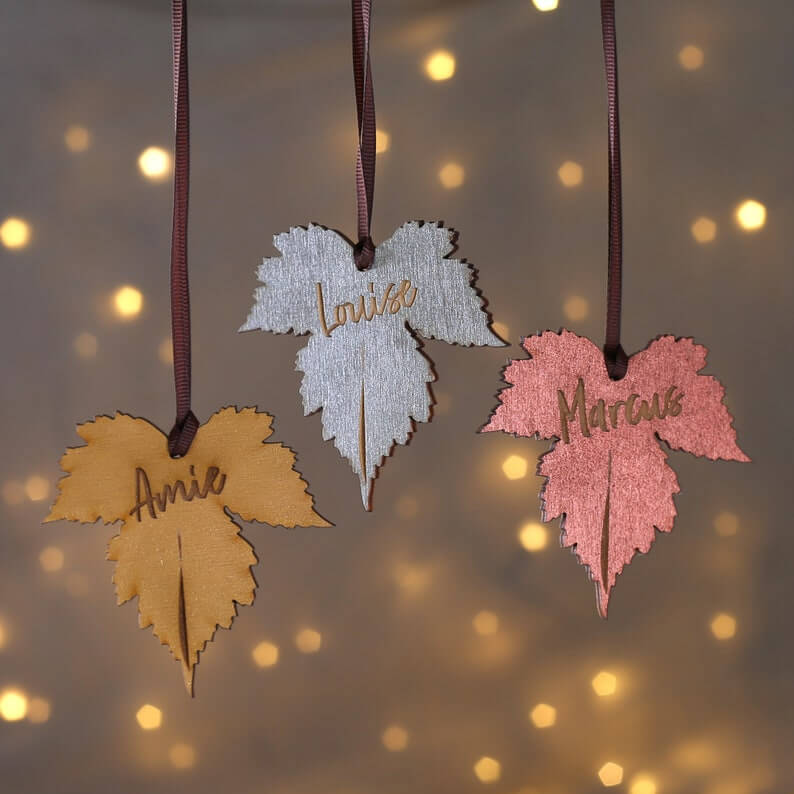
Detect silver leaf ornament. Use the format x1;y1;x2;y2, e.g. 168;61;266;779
240;222;504;508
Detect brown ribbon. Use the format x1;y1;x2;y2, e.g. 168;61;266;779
167;0;199;456
352;0;376;270
600;0;628;379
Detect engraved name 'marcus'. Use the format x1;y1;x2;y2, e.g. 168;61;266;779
557;378;684;444
316;280;418;337
131;465;227;521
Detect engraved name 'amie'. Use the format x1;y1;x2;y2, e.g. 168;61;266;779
557;378;684;444
316;280;418;336
131;465;227;521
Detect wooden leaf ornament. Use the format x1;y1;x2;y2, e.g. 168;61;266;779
240;221;504;509
46;407;328;693
482;331;749;616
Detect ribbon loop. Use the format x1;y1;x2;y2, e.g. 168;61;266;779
168;410;200;458
352;0;376;269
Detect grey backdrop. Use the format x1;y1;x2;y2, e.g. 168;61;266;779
1;1;790;793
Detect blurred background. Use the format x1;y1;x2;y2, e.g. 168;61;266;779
1;1;790;792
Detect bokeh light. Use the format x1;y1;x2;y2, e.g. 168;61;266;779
592;671;618;696
135;704;162;730
714;511;739;537
112;285;143;319
295;628;322;653
0;689;28;722
381;724;409;751
424;50;456;81
563;295;589;322
532;0;559;10
25;475;50;502
438;162;465;189
27;697;51;724
678;45;704;70
74;332;98;359
691;216;717;243
558;160;583;187
64;124;92;152
169;743;197;769
158;337;174;365
376;129;390;153
735;199;766;231
138;146;171;181
1;217;31;249
502;455;528;480
473;757;501;783
518;521;548;552
598;762;624;787
529;703;557;728
252;641;279;668
472;610;500;636
710;612;737;640
630;774;658;794
39;546;64;573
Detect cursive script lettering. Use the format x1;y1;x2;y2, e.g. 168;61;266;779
557;378;683;444
316;280;418;337
131;465;227;521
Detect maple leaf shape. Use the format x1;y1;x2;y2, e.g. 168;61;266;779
482;331;749;616
240;221;503;508
46;407;328;693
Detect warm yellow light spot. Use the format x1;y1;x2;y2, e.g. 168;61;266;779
529;703;557;728
438;162;465;189
630;774;658;794
25;475;50;502
424;50;456;81
474;757;501;783
532;0;559;10
0;690;28;722
713;511;739;537
138;146;172;181
2;480;26;506
710;612;737;640
735;199;766;231
502;455;528;480
591;670;618;696
158;337;174;365
396;494;419;519
678;45;704;71
381;724;409;751
376;129;391;153
64;125;92;152
135;704;162;730
598;762;624;787
1;217;31;249
672;739;719;771
74;332;98;359
39;546;64;573
558;160;583;187
563;295;589;322
113;285;143;318
394;563;432;596
27;697;51;724
295;628;322;653
169;742;197;769
492;321;509;341
518;521;548;552
691;217;717;243
473;610;500;636
252;641;279;668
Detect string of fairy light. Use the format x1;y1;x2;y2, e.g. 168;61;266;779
0;1;761;789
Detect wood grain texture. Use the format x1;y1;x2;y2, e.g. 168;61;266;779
46;406;329;693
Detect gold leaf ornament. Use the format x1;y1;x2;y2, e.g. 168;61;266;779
46;407;329;693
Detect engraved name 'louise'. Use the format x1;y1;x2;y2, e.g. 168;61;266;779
131;465;227;521
316;280;418;337
557;378;684;444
